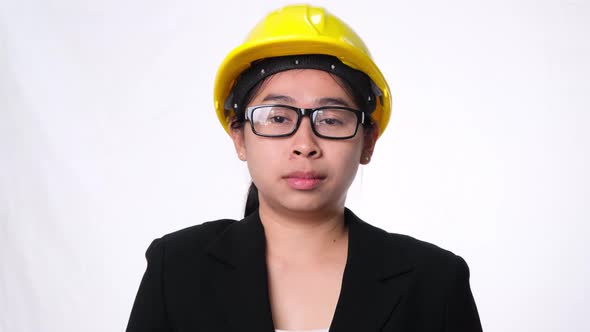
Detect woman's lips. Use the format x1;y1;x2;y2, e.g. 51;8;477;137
284;172;326;190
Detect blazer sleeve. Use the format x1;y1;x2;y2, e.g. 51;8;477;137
444;256;483;332
126;238;171;332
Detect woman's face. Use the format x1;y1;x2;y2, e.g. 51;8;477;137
231;69;377;216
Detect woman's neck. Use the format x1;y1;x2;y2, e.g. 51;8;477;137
258;204;348;264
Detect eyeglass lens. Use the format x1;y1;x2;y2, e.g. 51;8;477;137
250;106;359;138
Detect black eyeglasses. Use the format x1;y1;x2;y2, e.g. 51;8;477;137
244;104;366;139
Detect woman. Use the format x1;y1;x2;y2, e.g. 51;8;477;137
127;4;482;332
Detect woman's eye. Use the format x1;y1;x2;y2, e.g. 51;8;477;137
269;116;288;123
319;118;343;126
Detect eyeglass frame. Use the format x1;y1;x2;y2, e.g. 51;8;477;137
244;104;367;140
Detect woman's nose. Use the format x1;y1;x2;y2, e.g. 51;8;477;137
291;118;321;158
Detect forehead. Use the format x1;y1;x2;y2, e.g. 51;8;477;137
248;69;355;106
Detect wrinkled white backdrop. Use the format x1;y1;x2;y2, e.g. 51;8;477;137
1;0;589;331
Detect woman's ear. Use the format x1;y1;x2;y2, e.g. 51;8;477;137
229;124;247;161
360;123;379;165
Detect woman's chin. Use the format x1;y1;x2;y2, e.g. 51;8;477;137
262;194;344;217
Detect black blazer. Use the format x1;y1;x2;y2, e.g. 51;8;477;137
127;209;482;332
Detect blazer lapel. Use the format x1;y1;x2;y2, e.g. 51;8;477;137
206;211;275;332
205;208;414;332
329;209;414;332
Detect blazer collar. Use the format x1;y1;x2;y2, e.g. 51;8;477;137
206;208;414;332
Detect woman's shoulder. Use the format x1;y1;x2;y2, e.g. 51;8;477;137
146;219;238;258
164;218;237;241
386;231;458;262
372;226;472;283
348;209;463;266
350;213;468;277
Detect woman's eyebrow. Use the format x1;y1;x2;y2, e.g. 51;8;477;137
317;97;351;107
261;94;295;103
261;94;352;107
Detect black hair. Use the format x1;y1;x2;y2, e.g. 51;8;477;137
244;183;260;217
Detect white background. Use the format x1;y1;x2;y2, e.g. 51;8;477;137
1;0;589;331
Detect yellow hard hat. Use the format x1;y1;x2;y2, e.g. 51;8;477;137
214;4;391;137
